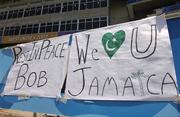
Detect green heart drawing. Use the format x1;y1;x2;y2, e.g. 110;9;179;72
102;30;125;58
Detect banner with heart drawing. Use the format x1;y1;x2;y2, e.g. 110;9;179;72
65;16;178;100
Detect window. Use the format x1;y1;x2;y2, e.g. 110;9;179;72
80;0;86;10
87;0;93;9
60;21;66;31
72;20;78;31
94;0;100;8
12;10;18;18
32;24;39;33
43;5;49;14
8;11;13;19
66;20;71;31
79;19;85;30
52;22;59;32
24;8;30;17
62;3;67;12
14;26;20;35
26;25;33;34
40;23;46;33
20;25;27;34
55;4;61;13
100;17;107;27
18;9;24;17
30;7;36;16
73;1;79;10
36;6;42;15
100;0;107;7
93;17;99;28
4;27;10;36
86;18;92;29
9;27;15;35
46;22;53;32
0;28;3;36
68;2;73;11
2;11;7;20
49;5;55;14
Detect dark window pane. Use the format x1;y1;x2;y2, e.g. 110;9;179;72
12;10;18;18
40;23;46;33
0;28;3;36
62;3;67;12
49;5;55;14
86;18;92;29
30;7;35;16
20;25;27;34
73;1;79;10
33;24;39;33
43;5;49;14
2;11;7;20
52;22;59;32
27;25;33;34
0;13;3;20
79;19;85;30
60;21;65;31
101;0;107;7
94;0;100;8
46;22;52;32
36;6;42;15
93;18;99;28
4;27;10;36
15;26;20;35
68;2;73;11
9;27;14;35
80;0;86;10
18;9;24;17
55;4;61;13
66;21;71;31
72;20;77;30
87;0;93;9
24;8;30;17
8;11;13;19
100;17;107;27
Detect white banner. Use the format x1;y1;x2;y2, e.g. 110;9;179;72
3;35;70;98
65;16;178;100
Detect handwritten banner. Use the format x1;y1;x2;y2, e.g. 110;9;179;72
65;16;178;100
2;35;69;98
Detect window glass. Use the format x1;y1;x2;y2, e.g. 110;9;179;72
62;3;67;12
100;17;107;27
0;13;3;20
46;22;53;32
55;4;61;13
33;24;39;33
9;27;15;35
0;28;3;36
86;18;92;29
79;19;85;30
8;11;13;19
30;7;36;16
49;5;55;14
60;21;66;31
87;0;93;9
40;23;46;33
36;6;42;15
93;17;99;28
24;8;30;17
52;22;59;32
18;9;24;17
80;0;86;10
20;25;27;34
100;0;107;7
66;20;71;31
43;5;49;14
2;11;7;20
94;0;100;8
27;25;33;34
15;26;20;35
4;27;10;36
73;1;79;10
72;20;77;31
68;2;73;11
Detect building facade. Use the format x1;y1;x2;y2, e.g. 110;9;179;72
0;0;179;48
